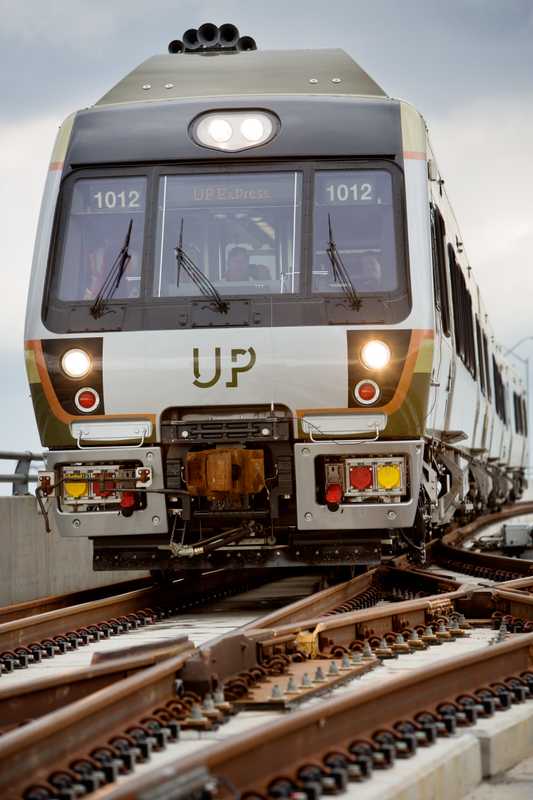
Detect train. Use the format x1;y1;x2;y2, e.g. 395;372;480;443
27;23;528;574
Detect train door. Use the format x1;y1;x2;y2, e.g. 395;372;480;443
428;204;453;434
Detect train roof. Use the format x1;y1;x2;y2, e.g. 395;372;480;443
96;49;387;107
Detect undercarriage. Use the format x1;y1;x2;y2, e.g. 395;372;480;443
39;411;525;573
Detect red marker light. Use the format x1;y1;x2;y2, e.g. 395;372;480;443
93;473;115;498
350;465;373;491
74;387;100;412
354;379;379;405
120;492;136;510
325;483;343;505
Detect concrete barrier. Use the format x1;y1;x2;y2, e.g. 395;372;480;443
0;496;147;605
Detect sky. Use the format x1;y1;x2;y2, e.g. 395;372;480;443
1;0;532;472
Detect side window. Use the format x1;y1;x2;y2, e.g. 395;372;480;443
514;393;527;436
449;245;476;378
464;289;476;378
430;206;451;336
492;357;506;424
482;332;492;401
475;317;486;395
448;245;462;354
513;392;521;433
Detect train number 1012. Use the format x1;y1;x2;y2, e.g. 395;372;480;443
325;183;373;202
93;190;141;209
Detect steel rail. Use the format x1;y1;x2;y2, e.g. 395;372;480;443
0;651;192;799
0;638;195;734
0;576;473;796
246;587;470;643
0;578;152;625
0;569;274;668
7;588;533;799
441;501;533;548
0;584;161;654
498;575;533;591
92;633;533;800
0;568;462;737
241;565;462;631
1;503;533;797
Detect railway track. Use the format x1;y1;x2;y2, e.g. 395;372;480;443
0;569;285;677
1;504;533;799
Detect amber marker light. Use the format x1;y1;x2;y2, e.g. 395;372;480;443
376;463;401;490
63;472;88;499
361;340;391;370
61;348;92;379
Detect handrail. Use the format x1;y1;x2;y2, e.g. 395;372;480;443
0;451;45;496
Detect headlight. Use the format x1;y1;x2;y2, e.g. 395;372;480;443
192;110;277;151
207;117;233;143
361;340;391;370
61;348;92;379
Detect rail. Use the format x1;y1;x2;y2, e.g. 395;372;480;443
0;450;45;496
1;503;533;797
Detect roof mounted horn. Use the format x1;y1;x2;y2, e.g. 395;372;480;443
168;23;257;55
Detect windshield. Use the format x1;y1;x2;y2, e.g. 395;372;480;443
47;164;410;331
153;172;302;297
55;176;147;302
312;170;400;296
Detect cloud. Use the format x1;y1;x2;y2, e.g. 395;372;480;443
429;93;533;346
1;1;532;457
0;116;58;458
2;116;60;336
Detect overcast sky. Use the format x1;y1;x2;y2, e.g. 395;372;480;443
1;0;532;470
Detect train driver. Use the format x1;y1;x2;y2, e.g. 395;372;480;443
224;246;270;282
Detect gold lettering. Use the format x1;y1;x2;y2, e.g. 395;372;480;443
190;185;274;203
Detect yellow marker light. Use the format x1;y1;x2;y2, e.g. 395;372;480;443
61;348;92;379
376;464;401;490
361;340;391;370
64;476;88;499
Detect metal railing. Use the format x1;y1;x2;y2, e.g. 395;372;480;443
0;451;45;496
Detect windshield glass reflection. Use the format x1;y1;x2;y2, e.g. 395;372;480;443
153;172;302;297
313;170;400;296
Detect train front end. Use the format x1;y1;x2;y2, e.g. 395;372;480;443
25;36;434;572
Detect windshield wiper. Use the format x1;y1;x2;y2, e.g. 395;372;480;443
175;219;228;314
90;219;133;319
325;214;362;311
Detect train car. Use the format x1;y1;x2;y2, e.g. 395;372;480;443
27;24;528;573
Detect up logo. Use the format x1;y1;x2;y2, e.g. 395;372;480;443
193;346;257;389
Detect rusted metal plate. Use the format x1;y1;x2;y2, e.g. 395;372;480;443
233;657;377;709
90;635;190;664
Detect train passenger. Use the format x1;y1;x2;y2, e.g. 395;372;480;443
83;241;141;300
